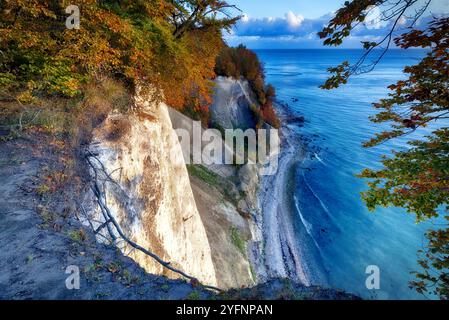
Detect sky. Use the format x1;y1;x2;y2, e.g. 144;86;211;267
224;0;449;49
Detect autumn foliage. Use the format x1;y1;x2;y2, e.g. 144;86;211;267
0;0;236;111
215;45;280;128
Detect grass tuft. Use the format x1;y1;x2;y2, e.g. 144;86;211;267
229;226;246;256
187;164;219;186
69;229;87;244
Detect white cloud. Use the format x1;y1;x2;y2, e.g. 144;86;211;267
364;6;388;30
397;16;407;26
241;13;250;23
233;11;325;38
229;10;438;48
285;11;304;28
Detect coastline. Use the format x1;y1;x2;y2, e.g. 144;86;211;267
251;101;327;287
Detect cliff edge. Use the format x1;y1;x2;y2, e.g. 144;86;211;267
0;83;358;299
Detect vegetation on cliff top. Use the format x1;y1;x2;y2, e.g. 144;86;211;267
1;1;278;132
215;45;280;128
0;0;239;122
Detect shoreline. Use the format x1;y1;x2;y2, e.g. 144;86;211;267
251;102;327;287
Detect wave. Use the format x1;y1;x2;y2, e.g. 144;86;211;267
314;152;326;165
302;172;330;215
294;195;313;234
293;195;320;250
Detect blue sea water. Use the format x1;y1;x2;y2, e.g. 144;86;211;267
255;49;441;300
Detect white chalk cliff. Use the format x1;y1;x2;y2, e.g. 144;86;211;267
85;95;217;286
209;76;257;130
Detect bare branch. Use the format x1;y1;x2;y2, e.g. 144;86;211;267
85;151;222;293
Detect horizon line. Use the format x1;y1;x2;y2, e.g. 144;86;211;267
245;47;427;50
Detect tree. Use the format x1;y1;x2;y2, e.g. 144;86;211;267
319;0;448;298
169;0;240;39
0;0;240;113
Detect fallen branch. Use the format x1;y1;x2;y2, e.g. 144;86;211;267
76;200;113;245
85;151;222;293
94;219;112;234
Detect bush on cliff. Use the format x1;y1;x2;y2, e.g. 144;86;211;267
215;45;280;128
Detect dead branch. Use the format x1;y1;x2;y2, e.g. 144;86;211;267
85;151;222;292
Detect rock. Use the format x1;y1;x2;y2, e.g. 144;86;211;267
86;96;217;287
239;164;258;191
238;164;260;212
209;76;257;130
286;114;305;124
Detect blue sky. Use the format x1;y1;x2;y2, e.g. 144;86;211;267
225;0;449;49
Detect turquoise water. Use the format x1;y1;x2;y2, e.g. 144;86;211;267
256;49;440;300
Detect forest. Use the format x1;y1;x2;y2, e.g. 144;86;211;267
0;0;279;137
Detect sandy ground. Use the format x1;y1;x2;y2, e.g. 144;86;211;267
0;137;213;299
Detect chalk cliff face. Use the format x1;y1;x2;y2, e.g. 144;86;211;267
82;77;271;289
168;107;256;289
85;96;217;286
209;76;257;130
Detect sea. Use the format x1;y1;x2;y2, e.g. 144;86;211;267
255;49;442;300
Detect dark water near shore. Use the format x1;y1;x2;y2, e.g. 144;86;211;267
255;49;440;299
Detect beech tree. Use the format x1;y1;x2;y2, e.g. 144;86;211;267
0;0;240;111
319;0;448;298
169;0;240;38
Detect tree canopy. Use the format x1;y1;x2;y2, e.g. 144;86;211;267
0;0;239;110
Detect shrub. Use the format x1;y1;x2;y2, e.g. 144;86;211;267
187;164;219;186
229;226;246;255
69;229;87;244
215;45;281;128
261;101;281;129
265;84;276;99
106;118;132;141
187;290;200;300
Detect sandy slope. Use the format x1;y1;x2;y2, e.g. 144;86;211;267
0;137;213;299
